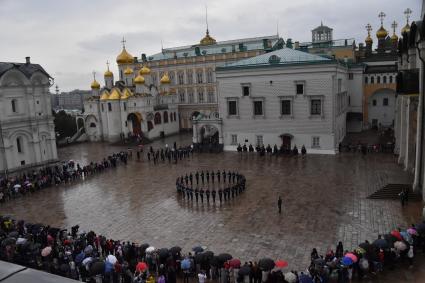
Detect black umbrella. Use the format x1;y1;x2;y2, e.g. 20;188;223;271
8;231;19;238
238;265;251;276
258;258;275;271
217;253;232;263
203;251;214;260
170;246;181;255
1;237;16;247
90;261;105;276
313;258;326;266
195;253;206;264
372;238;389;249
158;248;170;259
193;246;204;253
210;256;220;267
359;242;371;250
383;234;397;247
416;222;425;235
140;243;150;252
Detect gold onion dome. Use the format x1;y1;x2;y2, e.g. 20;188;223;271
200;30;217;45
104;69;113;77
401;23;410;34
108;88;121;100
121;88;133;99
124;67;134;75
91;79;100;89
391;33;398;41
365;35;373;44
134;75;145;84
139;65;151;75
376;26;388;39
116;48;134;64
100;90;110;101
160;73;171;84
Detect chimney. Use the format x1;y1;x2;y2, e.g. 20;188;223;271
25;57;30;64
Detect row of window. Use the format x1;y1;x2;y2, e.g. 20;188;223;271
364;75;394;84
153;111;177;125
178;88;215;104
230;134;321;148
227;98;323;117
153;69;214;86
10;99;40;114
242;83;305;97
372;97;389;106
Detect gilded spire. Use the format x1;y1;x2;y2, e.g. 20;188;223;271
401;8;412;34
91;71;100;89
104;60;113;77
200;5;216;45
376;12;388;39
365;23;373;44
391;21;398;41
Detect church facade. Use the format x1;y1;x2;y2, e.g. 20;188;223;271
0;58;58;174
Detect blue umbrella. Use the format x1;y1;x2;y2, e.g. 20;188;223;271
192;246;204;253
181;258;191;270
298;274;314;283
342;256;353;266
75;251;85;264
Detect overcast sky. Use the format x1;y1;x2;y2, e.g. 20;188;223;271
0;0;421;92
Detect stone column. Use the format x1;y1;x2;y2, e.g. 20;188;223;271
398;96;408;165
405;97;418;172
393;96;402;154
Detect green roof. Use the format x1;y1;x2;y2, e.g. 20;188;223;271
219;47;331;69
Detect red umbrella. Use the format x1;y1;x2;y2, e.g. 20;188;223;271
345;253;358;263
136;262;148;272
228;258;241;268
391;230;403;241
275;260;288;268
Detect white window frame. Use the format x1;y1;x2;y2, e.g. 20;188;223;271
278;96;294;118
241;83;251;97
226;98;239;118
308;95;324;118
294;80;306;95
252;97;265;118
312;136;320;148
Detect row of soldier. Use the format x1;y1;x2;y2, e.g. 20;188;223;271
176;173;246;203
178;170;240;187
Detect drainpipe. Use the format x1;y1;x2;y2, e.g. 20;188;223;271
415;43;425;191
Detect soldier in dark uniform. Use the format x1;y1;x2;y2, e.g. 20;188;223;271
206;189;210;203
228;171;231;183
232;172;236;183
189;173;193;186
223;187;227;201
217;170;221;183
185;174;189;185
231;185;235;198
218;189;223;202
222;170;226;183
195;171;199;185
186;186;190;199
181;186;186;199
199;188;204;203
211;171;215;183
212;190;216;202
195;187;199;202
201;170;205;185
227;186;231;200
189;187;193;201
206;171;210;183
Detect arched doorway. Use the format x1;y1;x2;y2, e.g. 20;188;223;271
280;133;293;151
127;112;142;136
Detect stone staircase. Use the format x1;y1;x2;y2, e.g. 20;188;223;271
367;183;422;201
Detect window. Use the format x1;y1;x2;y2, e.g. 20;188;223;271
228;100;237;116
383;76;387;83
296;84;304;95
169;71;175;85
198;89;204;103
36;100;39;104
372;99;377;106
173;112;176;121
389;76;393;83
383;98;389;106
196;70;203;84
178;72;185;85
348;73;353;80
242;86;250;96
108;103;112;112
338;79;342;93
231;134;238;145
377;76;381;84
253;100;263;116
154;112;162;124
206;69;213;83
16;137;22;153
187;70;193;84
281;100;291;115
170;112;173;122
11;99;17;113
152;73;158;86
365;77;368;84
371;77;374;84
310;99;321;115
256;135;263;146
123;102;127;111
164;111;169;123
348;96;351;106
312;136;320;148
188;89;194;104
179;89;186;103
101;104;104;112
207;89;215;103
90;123;96;128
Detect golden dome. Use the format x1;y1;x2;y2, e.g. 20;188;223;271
104;69;113;77
91;79;100;89
160;73;171;84
365;35;373;44
124;67;134;75
134;75;145;84
108;88;121;100
401;23;410;34
376;26;388;39
100;90;110;101
121;88;133;100
116;48;134;65
391;33;398;41
200;30;217;46
139;65;151;75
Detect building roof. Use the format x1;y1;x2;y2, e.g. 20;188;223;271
219;47;332;69
0;62;50;79
147;35;279;61
312;23;333;32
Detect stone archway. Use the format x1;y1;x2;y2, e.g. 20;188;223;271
192;117;224;152
127;112;143;136
279;133;293;152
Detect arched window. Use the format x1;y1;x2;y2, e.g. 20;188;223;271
364;77;368;84
16;137;22;153
163;111;169;123
170;112;173;122
11;99;17;113
377;76;381;84
389;76;393;83
90;123;96;128
147;121;154;131
154;112;162;124
173;112;177;121
108;103;112;111
371;76;375;84
383;76;387;83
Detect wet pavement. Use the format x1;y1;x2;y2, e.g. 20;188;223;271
0;134;423;276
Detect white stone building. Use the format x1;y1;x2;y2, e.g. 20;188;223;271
83;57;179;143
193;48;350;154
0;58;58;174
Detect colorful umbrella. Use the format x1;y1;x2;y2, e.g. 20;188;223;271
355;247;366;254
345;253;358;263
342;256;353;266
136;262;148;272
228;258;241;268
391;230;403;241
407;228;418;236
181;258;191;270
106;254;117;265
394;241;407;251
275;260;288;268
146;246;156;253
41;246;52;257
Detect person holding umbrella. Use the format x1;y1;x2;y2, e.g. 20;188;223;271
198;270;207;283
278;197;282;214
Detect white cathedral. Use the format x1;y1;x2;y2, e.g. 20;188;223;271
84;45;179;143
